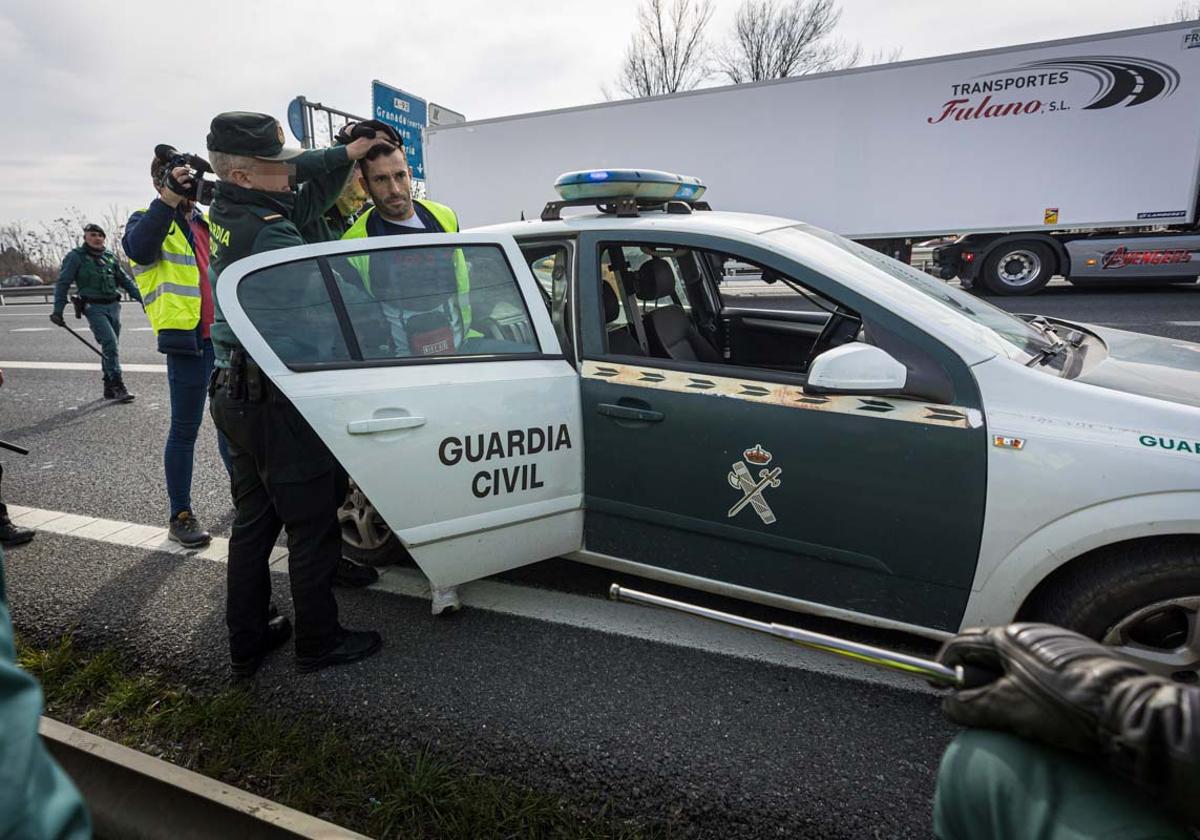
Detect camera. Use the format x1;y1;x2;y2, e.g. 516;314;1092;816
155;144;216;205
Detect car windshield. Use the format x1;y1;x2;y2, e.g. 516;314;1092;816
766;225;1056;359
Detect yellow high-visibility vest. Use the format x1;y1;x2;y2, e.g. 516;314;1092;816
341;199;471;330
130;209;202;333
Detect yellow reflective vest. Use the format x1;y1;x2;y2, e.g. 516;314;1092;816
341;200;472;331
130;209;202;334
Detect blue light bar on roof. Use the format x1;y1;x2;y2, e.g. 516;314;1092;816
555;169;706;202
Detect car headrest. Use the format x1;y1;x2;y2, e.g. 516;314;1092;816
601;282;620;323
636;258;675;301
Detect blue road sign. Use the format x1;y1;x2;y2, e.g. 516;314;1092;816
371;80;428;180
286;97;307;146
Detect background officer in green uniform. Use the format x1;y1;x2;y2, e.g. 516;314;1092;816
933;623;1197;839
205;112;384;680
51;224;144;402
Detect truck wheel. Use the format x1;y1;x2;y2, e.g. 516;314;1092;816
1020;538;1200;683
981;241;1055;295
339;480;410;567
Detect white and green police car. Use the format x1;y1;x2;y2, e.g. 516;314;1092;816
218;170;1200;679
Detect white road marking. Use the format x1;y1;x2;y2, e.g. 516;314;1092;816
1169;321;1200;327
5;504;932;692
11;327;92;333
0;361;167;373
5;505;287;565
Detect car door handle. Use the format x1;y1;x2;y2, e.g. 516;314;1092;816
346;416;426;434
596;403;664;423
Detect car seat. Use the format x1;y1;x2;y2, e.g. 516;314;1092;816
635;258;721;362
602;282;644;356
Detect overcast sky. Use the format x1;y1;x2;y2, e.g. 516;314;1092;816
0;0;1189;230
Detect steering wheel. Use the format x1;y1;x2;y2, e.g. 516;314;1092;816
806;308;863;368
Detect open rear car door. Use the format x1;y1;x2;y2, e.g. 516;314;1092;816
216;233;583;606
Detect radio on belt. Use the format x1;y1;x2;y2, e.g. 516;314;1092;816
554;168;706;202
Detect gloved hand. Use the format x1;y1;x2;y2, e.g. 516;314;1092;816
49;312;65;327
938;623;1145;754
940;623;1200;824
335;119;401;147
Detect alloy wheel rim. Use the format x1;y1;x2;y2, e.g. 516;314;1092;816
338;484;392;551
1102;595;1200;683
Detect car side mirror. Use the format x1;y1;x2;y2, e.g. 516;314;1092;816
805;343;907;395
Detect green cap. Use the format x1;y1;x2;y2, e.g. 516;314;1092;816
206;111;302;161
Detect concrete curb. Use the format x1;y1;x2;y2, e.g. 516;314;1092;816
40;717;372;840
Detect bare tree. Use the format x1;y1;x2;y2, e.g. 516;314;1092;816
714;0;900;83
0;204;135;283
616;0;715;98
863;46;903;66
717;0;863;83
1171;1;1200;20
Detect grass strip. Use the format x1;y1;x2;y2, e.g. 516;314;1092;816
18;635;671;840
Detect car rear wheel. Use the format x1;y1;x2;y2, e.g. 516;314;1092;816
339;481;409;567
1020;538;1200;683
981;241;1055;296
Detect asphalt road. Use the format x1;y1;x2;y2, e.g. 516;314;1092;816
0;284;1196;838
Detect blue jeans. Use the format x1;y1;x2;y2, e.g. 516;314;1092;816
83;301;122;379
165;339;232;518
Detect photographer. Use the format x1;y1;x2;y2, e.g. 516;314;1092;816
51;224;144;402
123;149;232;547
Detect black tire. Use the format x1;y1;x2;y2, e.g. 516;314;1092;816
981;241;1055;296
1020;537;1200;682
339;482;412;568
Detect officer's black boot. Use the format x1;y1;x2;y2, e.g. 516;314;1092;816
0;516;34;548
102;375;115;400
110;376;135;403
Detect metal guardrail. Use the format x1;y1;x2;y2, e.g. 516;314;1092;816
911;246;939;275
0;285;56;305
0;288;138;306
40;717;370;840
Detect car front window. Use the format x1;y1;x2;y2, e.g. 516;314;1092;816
766;225;1056;359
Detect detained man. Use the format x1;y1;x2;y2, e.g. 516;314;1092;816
339;123;472;356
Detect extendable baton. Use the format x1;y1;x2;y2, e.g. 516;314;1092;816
609;584;967;687
55;321;105;358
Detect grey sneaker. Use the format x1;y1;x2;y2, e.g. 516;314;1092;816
168;511;211;547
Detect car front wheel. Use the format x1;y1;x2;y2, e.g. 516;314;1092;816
339;481;408;567
1021;538;1200;683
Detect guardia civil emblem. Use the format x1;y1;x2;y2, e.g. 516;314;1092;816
727;444;783;525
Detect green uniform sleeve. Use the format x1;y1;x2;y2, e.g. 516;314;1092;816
0;555;91;840
115;262;143;304
53;251;79;315
292;147;354;242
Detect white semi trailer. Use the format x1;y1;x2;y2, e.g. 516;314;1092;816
426;21;1200;295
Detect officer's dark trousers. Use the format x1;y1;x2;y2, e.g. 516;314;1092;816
210;384;345;661
83;301;122;379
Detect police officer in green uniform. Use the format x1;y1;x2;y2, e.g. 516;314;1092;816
933;623;1197;839
51;224;144;402
205;112;384;680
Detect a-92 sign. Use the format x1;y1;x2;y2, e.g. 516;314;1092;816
371;80;428;180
